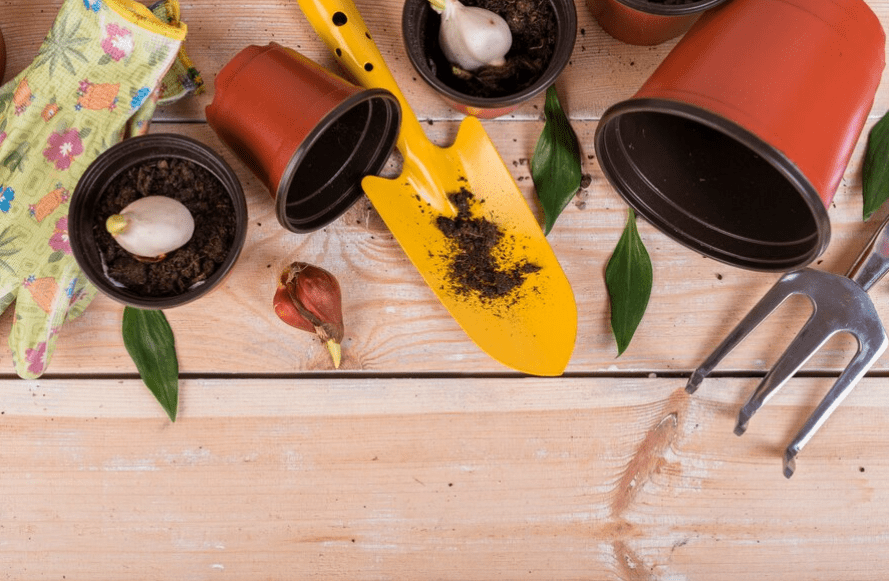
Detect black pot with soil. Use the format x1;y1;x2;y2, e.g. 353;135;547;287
402;0;577;118
70;134;248;309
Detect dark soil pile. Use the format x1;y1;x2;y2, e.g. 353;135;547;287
425;0;557;98
435;188;540;301
93;158;236;297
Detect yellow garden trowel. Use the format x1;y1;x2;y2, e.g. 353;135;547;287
297;0;577;375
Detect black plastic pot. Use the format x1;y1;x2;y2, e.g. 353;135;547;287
402;0;577;118
70;134;248;309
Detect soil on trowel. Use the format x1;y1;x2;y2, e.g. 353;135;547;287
435;188;540;303
92;157;236;297
426;0;558;98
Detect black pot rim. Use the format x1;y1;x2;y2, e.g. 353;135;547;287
401;0;578;109
612;0;732;17
275;88;401;233
594;98;831;272
70;133;248;309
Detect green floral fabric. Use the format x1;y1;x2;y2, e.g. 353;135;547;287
0;0;188;378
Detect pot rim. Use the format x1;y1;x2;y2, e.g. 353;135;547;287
70;133;248;309
401;0;577;110
611;0;731;17
275;88;401;233
595;98;831;271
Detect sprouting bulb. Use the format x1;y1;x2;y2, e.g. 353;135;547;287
430;0;513;72
106;196;194;262
273;261;345;368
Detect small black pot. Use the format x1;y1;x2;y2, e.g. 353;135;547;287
70;134;248;309
402;0;577;118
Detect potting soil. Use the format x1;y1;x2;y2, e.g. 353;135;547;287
93;158;237;297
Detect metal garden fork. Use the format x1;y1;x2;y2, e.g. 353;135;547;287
686;215;889;478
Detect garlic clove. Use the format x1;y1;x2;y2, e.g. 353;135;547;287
106;195;195;261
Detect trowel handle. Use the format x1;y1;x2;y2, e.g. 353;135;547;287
296;0;428;153
847;213;889;292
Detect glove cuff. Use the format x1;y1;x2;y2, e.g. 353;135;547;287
106;0;187;41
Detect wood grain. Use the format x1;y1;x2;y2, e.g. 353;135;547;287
3;376;889;580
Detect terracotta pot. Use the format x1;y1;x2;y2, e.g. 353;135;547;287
206;43;401;233
587;0;730;46
594;0;885;271
70;134;248;309
402;0;576;118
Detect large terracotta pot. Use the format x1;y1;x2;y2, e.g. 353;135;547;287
594;0;886;271
587;0;730;46
402;0;576;118
206;43;401;232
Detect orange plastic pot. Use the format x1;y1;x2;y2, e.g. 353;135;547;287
206;43;401;232
587;0;730;45
594;0;885;271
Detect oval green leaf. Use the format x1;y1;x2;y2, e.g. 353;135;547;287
122;306;179;421
605;209;652;356
863;110;889;221
531;84;582;235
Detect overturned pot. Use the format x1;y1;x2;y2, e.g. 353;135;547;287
587;0;730;46
206;43;401;233
402;0;577;118
70;133;248;309
595;0;886;271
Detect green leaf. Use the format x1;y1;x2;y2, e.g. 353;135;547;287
863;110;889;220
605;209;653;356
122;307;179;421
531;85;582;235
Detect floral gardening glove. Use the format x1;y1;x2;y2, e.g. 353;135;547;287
0;0;188;378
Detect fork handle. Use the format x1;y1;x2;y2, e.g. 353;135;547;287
847;213;889;292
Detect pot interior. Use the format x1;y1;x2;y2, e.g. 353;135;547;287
277;90;400;233
595;100;829;271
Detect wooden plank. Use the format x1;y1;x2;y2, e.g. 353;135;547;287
2;376;889;579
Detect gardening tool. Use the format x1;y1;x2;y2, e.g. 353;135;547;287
296;0;577;376
686;215;889;478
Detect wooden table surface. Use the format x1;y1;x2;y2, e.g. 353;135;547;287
3;0;889;578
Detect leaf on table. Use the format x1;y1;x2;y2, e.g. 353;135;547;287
605;209;652;356
531;84;582;235
122;306;179;422
863;110;889;221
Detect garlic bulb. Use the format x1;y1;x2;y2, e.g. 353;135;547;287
106;196;195;261
430;0;512;72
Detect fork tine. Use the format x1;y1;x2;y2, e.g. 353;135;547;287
734;315;832;436
686;271;810;395
782;332;888;478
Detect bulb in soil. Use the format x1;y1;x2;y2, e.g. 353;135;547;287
106;196;195;261
430;0;512;72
